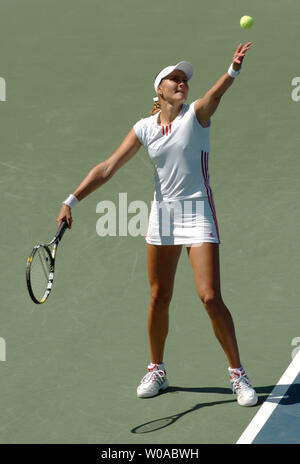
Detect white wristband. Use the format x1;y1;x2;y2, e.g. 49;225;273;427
227;64;241;78
63;194;79;209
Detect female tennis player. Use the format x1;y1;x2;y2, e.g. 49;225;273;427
57;42;257;406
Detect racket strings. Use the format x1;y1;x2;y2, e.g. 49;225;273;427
26;222;67;304
30;246;52;301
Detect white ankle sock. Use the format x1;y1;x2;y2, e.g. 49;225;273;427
149;362;165;370
229;365;244;372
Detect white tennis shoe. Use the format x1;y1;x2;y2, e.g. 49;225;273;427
137;363;168;398
229;366;258;407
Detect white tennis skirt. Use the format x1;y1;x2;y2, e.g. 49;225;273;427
145;196;220;246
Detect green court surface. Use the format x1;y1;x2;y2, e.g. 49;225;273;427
0;0;299;445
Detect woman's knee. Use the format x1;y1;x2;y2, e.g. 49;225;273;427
149;285;173;308
199;290;224;311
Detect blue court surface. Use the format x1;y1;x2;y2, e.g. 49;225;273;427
237;350;300;444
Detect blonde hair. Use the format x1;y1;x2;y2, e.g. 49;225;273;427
150;99;160;115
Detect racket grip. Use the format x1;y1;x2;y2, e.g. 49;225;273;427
56;220;68;241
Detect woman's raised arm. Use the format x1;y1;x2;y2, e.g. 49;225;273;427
194;42;253;127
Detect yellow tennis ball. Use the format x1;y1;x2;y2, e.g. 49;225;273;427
240;15;254;29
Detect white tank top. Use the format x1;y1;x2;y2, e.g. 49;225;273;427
133;100;212;202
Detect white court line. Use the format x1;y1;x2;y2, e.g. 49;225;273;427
236;349;300;444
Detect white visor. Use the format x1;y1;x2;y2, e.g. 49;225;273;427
154;61;194;94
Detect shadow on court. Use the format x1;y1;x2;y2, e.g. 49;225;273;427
131;385;278;434
260;382;300;405
275;383;300;405
165;385;275;405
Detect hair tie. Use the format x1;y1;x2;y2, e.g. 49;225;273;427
153;96;159;102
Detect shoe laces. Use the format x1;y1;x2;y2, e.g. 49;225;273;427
230;371;252;392
141;369;166;385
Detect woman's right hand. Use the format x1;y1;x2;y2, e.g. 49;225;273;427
56;204;73;229
232;42;253;71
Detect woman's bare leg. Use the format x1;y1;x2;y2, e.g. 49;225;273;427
147;244;182;364
187;243;241;368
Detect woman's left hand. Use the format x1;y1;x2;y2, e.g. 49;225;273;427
232;42;253;71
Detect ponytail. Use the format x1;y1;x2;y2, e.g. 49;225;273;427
150;98;160;115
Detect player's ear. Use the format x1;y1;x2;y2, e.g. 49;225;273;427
157;83;163;98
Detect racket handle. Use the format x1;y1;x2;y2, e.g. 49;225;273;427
56;220;68;241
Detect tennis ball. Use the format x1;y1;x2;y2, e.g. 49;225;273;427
240;15;254;29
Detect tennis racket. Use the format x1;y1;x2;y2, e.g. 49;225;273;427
26;220;68;304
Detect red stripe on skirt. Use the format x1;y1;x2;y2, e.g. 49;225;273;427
204;151;220;241
201;150;220;242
